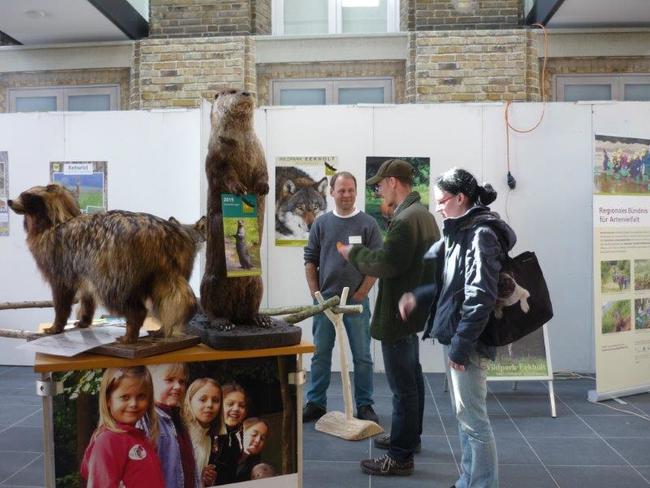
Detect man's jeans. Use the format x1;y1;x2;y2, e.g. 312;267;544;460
449;350;498;488
381;333;424;462
306;297;373;409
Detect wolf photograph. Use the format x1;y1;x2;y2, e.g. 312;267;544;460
275;158;332;246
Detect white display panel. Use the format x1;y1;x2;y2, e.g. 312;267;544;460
0;109;202;365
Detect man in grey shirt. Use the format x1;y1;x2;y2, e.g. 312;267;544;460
303;171;383;423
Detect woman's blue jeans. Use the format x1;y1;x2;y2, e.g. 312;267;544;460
449;350;498;488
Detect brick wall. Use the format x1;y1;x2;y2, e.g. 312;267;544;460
0;69;130;112
256;60;406;105
414;0;521;30
401;0;415;31
544;57;650;101
149;0;252;38
252;0;272;34
130;36;257;109
407;29;540;103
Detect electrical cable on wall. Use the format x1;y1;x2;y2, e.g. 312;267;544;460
504;22;549;192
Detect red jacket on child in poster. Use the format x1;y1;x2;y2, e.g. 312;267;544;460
81;424;165;488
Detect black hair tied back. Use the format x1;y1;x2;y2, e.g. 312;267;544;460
477;183;497;206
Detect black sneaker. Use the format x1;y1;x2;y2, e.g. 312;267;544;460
302;402;326;423
356;404;379;423
373;432;422;453
360;453;414;476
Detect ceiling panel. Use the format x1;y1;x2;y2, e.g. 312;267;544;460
0;0;129;45
547;0;650;28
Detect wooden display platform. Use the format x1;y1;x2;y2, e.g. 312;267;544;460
34;342;315;373
91;334;201;359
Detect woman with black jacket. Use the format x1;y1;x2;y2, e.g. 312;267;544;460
400;168;516;488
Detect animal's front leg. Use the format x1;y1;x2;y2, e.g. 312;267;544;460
117;304;147;344
44;287;76;334
75;292;96;328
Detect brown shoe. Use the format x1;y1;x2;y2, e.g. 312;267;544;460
302;402;326;423
360;453;414;476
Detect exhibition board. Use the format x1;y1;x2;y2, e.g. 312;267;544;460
35;342;314;488
3;102;650;375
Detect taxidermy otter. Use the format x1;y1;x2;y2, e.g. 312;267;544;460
200;89;271;329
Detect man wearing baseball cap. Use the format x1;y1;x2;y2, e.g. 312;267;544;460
338;158;439;476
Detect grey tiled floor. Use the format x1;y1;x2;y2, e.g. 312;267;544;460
1;366;649;487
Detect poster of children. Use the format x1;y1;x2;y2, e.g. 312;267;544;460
222;193;262;277
365;157;430;236
600;260;631;293
594;135;650;195
50;161;108;214
52;357;296;487
0;151;9;236
274;156;336;246
601;300;632;334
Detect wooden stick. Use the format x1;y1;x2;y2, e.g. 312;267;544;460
261;303;362;316
0;300;56;311
0;328;42;340
283;296;340;324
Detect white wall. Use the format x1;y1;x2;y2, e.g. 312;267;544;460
0;109;202;365
3;101;647;371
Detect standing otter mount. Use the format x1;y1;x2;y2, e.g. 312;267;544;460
188;89;301;350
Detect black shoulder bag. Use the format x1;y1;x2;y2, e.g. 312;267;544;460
479;232;554;347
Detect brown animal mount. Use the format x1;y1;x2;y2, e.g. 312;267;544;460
7;184;203;356
195;89;301;350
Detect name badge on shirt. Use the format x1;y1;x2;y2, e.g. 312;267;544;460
349;235;362;245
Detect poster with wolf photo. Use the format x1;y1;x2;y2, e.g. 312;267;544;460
50;356;297;487
274;156;336;246
222;193;262;277
365;157;430;237
487;327;551;380
50;161;108;214
0;151;8;236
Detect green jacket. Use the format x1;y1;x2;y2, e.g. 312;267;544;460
349;192;440;342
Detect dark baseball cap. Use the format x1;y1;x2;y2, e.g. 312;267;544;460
366;159;415;185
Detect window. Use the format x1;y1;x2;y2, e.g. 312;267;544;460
272;0;399;35
8;85;120;112
556;75;650;102
271;78;393;105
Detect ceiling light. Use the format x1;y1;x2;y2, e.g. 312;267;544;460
24;9;49;19
342;0;380;7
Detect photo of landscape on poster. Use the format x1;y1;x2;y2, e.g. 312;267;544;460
50;161;107;213
0;151;9;236
274;156;336;247
594;134;650;195
365;157;430;236
222;193;262;277
487;327;551;380
50;357;297;487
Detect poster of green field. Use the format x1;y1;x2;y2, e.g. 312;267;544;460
222;193;262;277
50;161;107;213
0;151;9;236
365;157;430;236
487;327;551;380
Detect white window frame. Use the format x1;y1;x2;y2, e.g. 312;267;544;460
8;85;120;112
555;74;650;102
271;77;394;105
272;0;399;35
